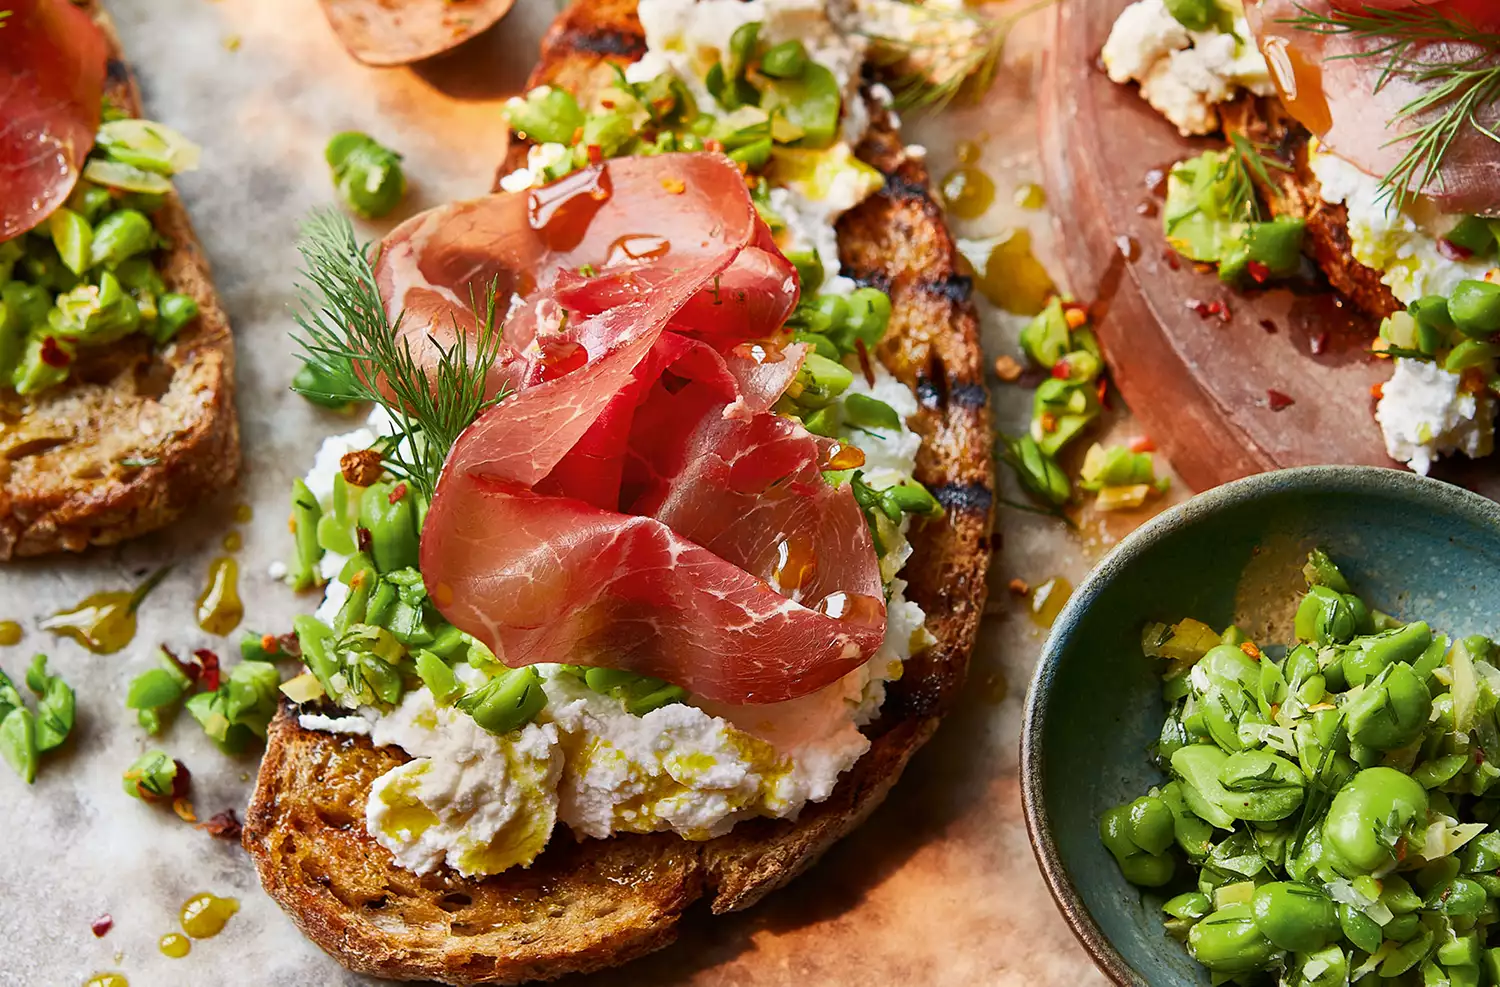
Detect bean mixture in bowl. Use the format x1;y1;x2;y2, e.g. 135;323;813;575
1103;550;1500;985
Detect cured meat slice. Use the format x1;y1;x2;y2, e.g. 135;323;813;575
1;0;108;241
408;153;885;704
1247;0;1500;215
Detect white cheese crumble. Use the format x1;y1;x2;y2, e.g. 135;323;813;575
1101;0;1273;136
366;688;563;877
1308;141;1495;306
1375;358;1495;475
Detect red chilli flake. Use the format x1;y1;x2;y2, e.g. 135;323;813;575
1247;260;1271;284
91;915;113;938
1439;237;1474;261
1129;436;1156;453
356;526;373;554
193;649;221;692
196;808;243;841
388;482;408;505
586;144;603;166
1164;250;1181;271
854;338;876;388
40;336;70;367
705;138;725;153
1096;376;1111;410
1267;389;1295;411
1050;360;1071;380
161;645;199;685
1187;299;1212;319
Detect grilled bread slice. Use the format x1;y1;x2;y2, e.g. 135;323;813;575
0;1;239;558
1219;98;1401;321
242;2;995;982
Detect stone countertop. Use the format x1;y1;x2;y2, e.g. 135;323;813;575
0;2;1154;983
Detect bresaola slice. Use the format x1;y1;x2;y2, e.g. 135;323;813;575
1;0;109;241
395;153;886;705
1246;0;1500;215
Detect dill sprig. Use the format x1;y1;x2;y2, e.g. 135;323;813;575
1283;2;1500;212
1164;134;1288;234
290;209;509;502
1224;131;1291;222
862;0;1053;113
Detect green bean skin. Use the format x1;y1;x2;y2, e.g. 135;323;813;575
1187;903;1278;974
1345;661;1432;750
1344;620;1432;686
1127;796;1175;855
1250;882;1338;952
288;478;325;591
359;481;420;573
1322;767;1429;875
1448;279;1500;337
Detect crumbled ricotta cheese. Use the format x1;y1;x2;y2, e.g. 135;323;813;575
767;145;883;287
1102;0;1273;136
1309;142;1495;305
1375;358;1495;475
366;687;563;877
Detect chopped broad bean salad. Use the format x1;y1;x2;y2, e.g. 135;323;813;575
1103;549;1500;985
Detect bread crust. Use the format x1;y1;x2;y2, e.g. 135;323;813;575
243;3;994;982
0;1;240;558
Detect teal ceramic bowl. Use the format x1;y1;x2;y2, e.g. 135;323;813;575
1020;466;1500;985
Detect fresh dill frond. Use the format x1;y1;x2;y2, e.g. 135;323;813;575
863;0;1053;113
290;209;509;502
1223;131;1291;222
1283;2;1500;212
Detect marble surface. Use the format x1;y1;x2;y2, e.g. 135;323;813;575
0;2;1155;983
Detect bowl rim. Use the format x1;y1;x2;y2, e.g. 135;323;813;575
1018;464;1500;985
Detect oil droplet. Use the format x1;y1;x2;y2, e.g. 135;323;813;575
233;503;252;524
197;557;243;636
159;932;191;958
605;233;671;266
0;620;21;646
180;893;240;939
955;139;982;165
83;975;127;987
939;166;995;220
1030;576;1074;629
975;229;1056;316
40;567;170;654
822;442;866;471
1013;182;1046;210
222;530;243;553
773;534;818;591
528;162;613;252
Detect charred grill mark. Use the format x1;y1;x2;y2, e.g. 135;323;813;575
844;268;894;294
914;377;943;408
931;482;993;514
880;172;930;203
915;351;950;409
559;27;646;57
948;382;988;409
920;273;972;303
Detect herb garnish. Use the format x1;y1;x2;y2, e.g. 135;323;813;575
290;210;509;501
863;0;1053;112
1284;2;1500;212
